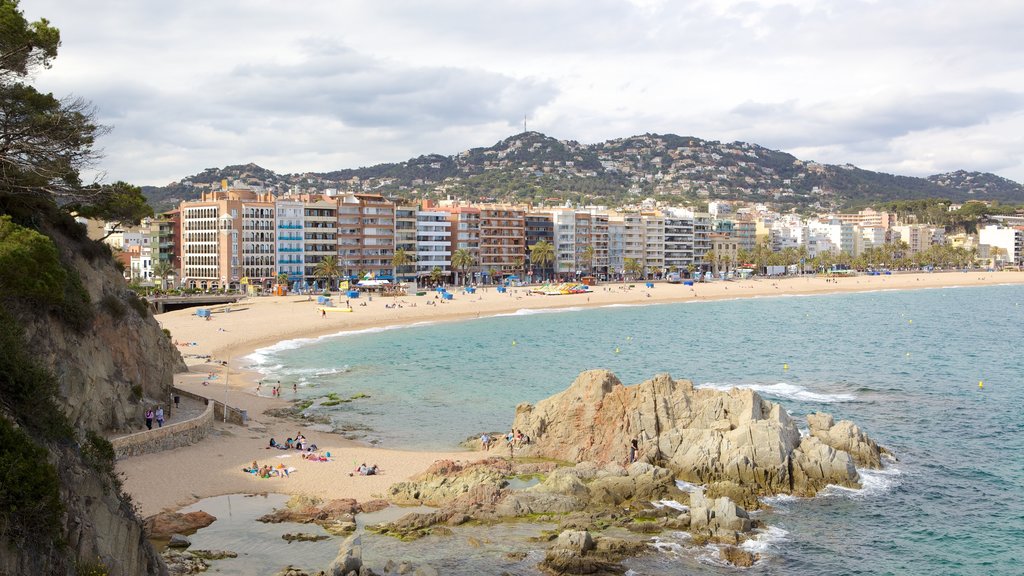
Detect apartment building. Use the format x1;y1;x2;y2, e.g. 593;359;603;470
525;213;554;279
978;225;1024;265
275;199;305;284
607;217;625;277
709;232;740;273
664;210;694;272
394;205;418;283
479;205;525;279
444;205;481;282
179;188;276;290
642;212;665;275
415;209;452;281
302;196;337;282
891;224;934;255
338;193;395;278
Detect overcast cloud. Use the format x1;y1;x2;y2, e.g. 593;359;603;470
21;0;1024;185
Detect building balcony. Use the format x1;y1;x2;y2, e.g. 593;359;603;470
278;224;304;229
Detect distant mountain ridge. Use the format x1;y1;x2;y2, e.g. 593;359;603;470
142;132;1024;212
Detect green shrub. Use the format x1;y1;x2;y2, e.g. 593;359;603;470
126;292;149;318
0;416;64;546
58;269;93;332
0;215;67;305
161;328;172;339
0;310;74;441
99;293;126;320
130;384;143;402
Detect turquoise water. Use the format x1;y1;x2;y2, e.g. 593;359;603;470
245;284;1024;574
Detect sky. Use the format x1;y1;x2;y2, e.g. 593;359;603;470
21;0;1024;186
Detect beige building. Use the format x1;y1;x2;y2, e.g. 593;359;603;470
179;188;276;290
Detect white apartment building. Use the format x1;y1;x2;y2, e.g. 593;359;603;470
979;225;1024;265
663;209;695;272
416;210;452;280
275;199;305;284
809;219;856;255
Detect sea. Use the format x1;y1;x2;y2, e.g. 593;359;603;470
220;283;1024;575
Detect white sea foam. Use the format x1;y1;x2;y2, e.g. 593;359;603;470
651;499;688;512
741;524;789;554
649;533;691;555
697;381;855;403
674;479;703;493
822;464;903;499
244;322;434;369
491;306;584;317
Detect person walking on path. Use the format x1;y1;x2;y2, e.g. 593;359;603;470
145;408;154;430
155;406;165;428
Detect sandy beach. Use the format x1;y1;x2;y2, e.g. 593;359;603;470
119;271;1024;516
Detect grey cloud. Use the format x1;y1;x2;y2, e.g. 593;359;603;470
222;42;557;129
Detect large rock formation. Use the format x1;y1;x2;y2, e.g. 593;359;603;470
512;370;888;502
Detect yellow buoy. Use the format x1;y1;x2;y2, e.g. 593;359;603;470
978;380;984;389
512;340;516;346
908;319;912;324
783;363;789;370
626;336;632;341
615;347;620;354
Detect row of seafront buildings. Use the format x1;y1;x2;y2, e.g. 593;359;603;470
110;184;1024;290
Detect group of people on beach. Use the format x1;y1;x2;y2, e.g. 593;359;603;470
144;406;165;430
268;433;316;452
256;380;296;397
244;461;290;478
480;429;530;455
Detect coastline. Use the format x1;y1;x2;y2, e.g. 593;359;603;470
120;271;1024;516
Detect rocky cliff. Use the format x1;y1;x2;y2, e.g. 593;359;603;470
1;212;180;575
512;370;889;505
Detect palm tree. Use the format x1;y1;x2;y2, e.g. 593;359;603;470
429;266;443;287
624;257;644;281
512;256;525;283
313;255;342;291
529;240;555;282
451;248;475;286
151;260;175;291
703;250;717;275
391;248;414;282
580;245;595;277
276;272;289;292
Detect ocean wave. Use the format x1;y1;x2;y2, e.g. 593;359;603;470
741;524;789;554
822;464;903;499
491;306;584;317
697;381;855;403
245;323;437;368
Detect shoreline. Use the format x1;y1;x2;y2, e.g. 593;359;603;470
120;271;1024;516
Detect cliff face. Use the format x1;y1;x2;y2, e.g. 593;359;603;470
0;216;180;575
17;223;186;432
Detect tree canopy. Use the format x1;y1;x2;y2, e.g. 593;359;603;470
1;0;109;206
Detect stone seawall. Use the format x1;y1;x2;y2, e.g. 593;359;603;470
111;402;214;459
173;386;248;427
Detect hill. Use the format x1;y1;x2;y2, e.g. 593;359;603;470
142;133;1024;212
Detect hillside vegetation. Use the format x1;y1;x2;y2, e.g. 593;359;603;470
143;132;1024;212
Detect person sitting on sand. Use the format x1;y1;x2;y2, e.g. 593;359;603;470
268;438;278;449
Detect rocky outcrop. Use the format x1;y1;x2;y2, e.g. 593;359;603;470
538;530;647;576
258;495;387;535
688;490;751;545
807;412;889;468
512;370;889;500
144;511;217;540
